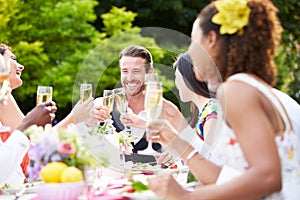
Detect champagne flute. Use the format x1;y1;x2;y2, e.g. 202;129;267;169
113;87;131;133
0;54;10;102
102;90;115;133
144;82;163;134
138;76;163;155
36;86;52;105
144;73;159;83
102;90;114;113
80;83;92;103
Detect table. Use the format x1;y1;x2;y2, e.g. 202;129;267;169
0;193;36;200
0;165;189;200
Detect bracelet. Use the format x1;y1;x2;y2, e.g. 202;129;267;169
185;149;198;165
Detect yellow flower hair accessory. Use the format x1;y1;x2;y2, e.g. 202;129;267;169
212;0;251;35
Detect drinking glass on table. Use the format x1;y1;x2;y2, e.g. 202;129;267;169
80;83;92;103
113;87;131;134
36;86;52;105
0;54;10;103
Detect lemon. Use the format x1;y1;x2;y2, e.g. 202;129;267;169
40;162;68;183
61;166;83;183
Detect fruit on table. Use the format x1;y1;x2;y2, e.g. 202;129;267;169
125;186;135;193
61;166;83;183
169;164;177;169
40;162;68;183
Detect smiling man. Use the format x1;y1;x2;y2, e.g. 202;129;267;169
119;45;153;115
94;45;186;159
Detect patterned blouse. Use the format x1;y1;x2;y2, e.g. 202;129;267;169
196;99;218;141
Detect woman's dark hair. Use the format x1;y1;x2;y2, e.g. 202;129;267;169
198;0;282;86
174;52;211;127
0;43;11;55
174;52;211;98
119;45;153;72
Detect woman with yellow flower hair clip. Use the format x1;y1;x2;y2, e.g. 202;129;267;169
147;0;300;199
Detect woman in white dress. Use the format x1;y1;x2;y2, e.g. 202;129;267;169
147;0;300;199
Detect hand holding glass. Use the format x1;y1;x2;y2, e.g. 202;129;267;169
138;81;163;155
36;86;52;105
137;73;163;156
80;83;92;103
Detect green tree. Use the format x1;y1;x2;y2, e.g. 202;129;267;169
0;0;99;119
77;6;188;114
101;6;137;36
95;0;300;104
273;0;300;103
93;0;210;35
1;2;177;120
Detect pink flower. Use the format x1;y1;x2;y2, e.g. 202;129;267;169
58;142;76;155
123;142;133;155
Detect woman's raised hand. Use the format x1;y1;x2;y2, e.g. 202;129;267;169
73;97;94;124
120;112;147;129
146;119;178;147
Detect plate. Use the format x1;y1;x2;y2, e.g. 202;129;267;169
122;190;164;200
107;187;163;200
2;181;42;195
125;162;161;175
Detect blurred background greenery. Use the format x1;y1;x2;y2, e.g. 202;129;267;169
0;0;299;121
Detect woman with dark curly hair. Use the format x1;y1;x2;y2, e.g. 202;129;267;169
147;0;300;199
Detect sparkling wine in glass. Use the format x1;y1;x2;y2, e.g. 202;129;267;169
80;83;92;103
144;82;163;122
103;90;114;114
113;88;127;113
144;73;159;83
0;55;10;102
138;77;163;156
113;87;131;133
36;86;52;105
102;90;115;132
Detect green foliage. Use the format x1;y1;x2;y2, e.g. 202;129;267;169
0;0;99;117
1;0;182;120
273;0;300;103
94;0;300;104
12;41;49;100
0;0;20;43
128;179;149;192
93;0;210;35
75;28;166;98
273;0;300;43
101;6;138;36
2;0;298;122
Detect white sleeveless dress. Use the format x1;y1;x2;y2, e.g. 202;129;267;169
212;73;300;199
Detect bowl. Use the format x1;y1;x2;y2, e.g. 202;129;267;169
35;181;84;200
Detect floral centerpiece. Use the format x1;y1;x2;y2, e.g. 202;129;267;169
89;120;136;155
24;125;95;181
